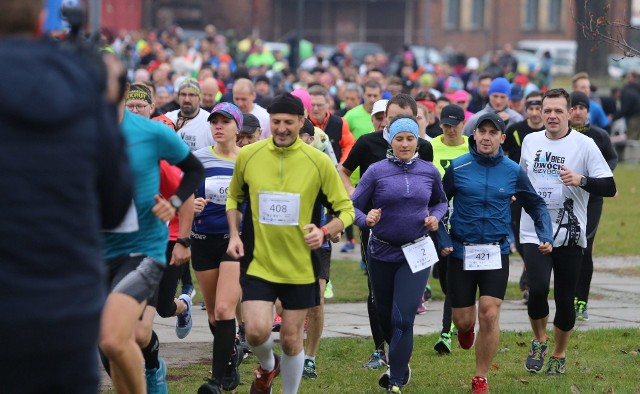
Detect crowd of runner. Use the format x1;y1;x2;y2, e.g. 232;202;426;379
2;8;623;394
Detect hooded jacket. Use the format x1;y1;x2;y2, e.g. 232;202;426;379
442;137;552;260
0;38;132;344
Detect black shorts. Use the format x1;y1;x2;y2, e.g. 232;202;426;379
315;247;331;281
240;274;320;310
107;254;165;304
191;231;236;271
447;254;510;308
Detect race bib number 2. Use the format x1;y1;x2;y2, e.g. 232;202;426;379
258;192;300;225
402;236;439;273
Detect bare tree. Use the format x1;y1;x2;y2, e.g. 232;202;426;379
572;0;617;77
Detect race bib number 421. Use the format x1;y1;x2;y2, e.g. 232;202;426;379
463;244;501;271
258;191;301;226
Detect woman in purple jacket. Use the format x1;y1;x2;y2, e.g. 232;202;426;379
352;115;448;394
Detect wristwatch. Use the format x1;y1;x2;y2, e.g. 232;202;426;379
320;226;331;242
579;176;588;187
176;237;192;248
169;195;182;212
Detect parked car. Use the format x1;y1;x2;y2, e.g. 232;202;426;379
517;40;577;77
480;49;539;75
347;42;386;66
608;54;640;79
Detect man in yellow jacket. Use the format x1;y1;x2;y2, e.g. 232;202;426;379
226;92;354;394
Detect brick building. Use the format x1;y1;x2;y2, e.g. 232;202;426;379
112;0;633;57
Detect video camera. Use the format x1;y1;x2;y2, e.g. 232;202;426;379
56;1;107;90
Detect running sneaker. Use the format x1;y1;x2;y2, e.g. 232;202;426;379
378;365;410;388
221;345;241;391
576;301;589;321
198;379;222;394
324;281;334;299
434;332;452;354
302;358;318;379
457;323;475;350
181;283;196;300
340;240;355;252
471;376;488;394
175;294;193;339
524;339;548;373
250;355;281;394
423;284;432;302
545;356;566;376
272;313;282;332
145;357;169;394
387;385;402;394
362;350;387;369
416;296;427;315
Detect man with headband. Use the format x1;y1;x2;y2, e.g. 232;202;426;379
225;92;354;394
165;78;213;151
100;85;204;394
502;91;545;304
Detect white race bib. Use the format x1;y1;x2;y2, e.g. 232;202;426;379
534;182;564;209
205;175;232;205
258;191;301;226
402;236;439;273
463;244;501;271
106;200;139;233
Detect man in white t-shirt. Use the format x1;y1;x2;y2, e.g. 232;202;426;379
519;88;616;376
165;78;213;151
232;78;271;139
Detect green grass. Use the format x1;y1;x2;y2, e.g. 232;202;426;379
154;329;640;393
597;164;640;256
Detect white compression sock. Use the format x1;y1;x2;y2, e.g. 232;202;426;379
281;351;304;394
251;336;275;371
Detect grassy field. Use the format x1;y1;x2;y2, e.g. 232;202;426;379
153;329;640;393
596;163;640;256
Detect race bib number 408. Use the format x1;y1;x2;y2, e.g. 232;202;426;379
258;191;301;226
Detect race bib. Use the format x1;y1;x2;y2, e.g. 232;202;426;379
463;244;501;271
205;175;232;205
258;191;301;226
106;200;139;233
534;182;564;209
402;236;439;273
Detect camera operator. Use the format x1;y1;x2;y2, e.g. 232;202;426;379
0;0;133;392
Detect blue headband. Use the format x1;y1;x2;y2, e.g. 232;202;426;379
389;118;419;141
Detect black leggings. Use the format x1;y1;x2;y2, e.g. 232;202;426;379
154;241;187;317
523;244;583;332
368;256;430;387
434;256;452;335
575;197;603;303
361;229;386;351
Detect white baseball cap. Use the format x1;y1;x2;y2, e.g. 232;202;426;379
371;99;389;116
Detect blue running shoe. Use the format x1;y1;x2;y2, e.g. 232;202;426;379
176;294;193;339
146;357;169;394
181;283;196;299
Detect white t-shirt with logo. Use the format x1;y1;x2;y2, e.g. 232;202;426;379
519;130;613;248
166;108;213;151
